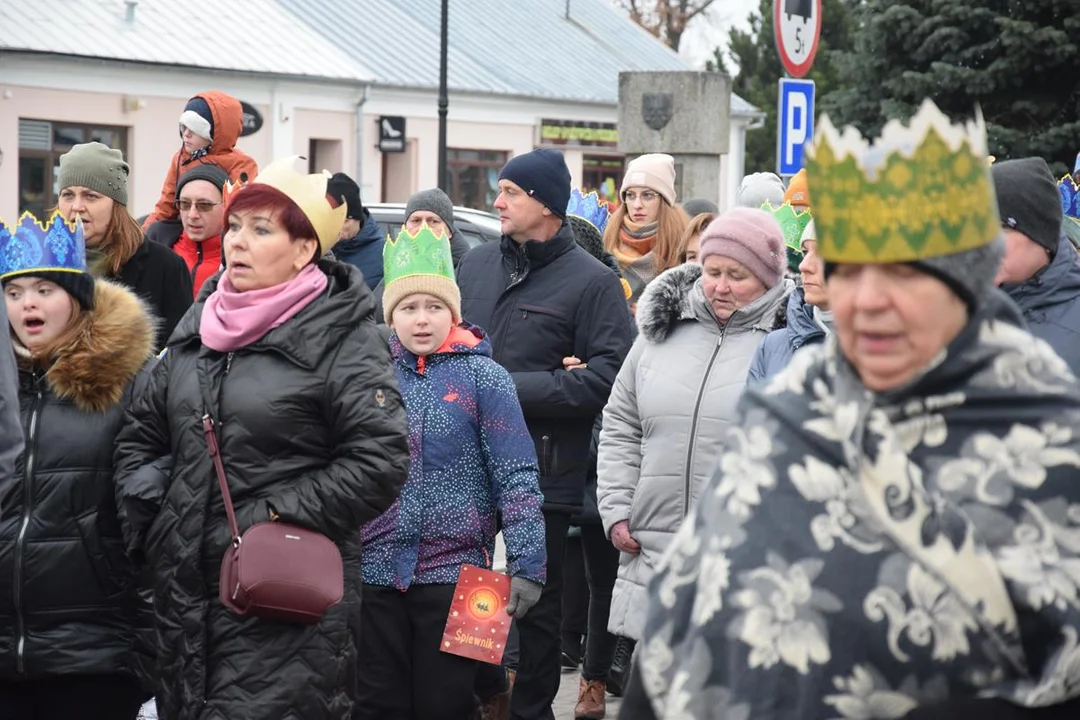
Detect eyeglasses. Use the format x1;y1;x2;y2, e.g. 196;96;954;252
175;199;221;213
624;190;660;203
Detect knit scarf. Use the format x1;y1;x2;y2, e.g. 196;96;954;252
200;264;328;352
614;218;658;267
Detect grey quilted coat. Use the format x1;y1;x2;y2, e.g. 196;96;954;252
596;263;787;640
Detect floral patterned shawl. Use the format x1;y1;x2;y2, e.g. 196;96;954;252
638;290;1080;719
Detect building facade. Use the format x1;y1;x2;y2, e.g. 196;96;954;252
0;0;762;223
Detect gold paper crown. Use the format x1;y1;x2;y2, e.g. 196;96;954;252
805;99;999;264
227;156;346;254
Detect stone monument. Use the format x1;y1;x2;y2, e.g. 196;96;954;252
617;71;732;206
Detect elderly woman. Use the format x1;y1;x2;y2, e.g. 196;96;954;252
114;157;410;720
627;102;1080;720
57;143;193;350
596;207;789;648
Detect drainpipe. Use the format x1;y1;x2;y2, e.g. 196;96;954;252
355;83;370;187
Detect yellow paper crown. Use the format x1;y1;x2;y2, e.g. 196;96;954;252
237;156;346;254
805;99;999;264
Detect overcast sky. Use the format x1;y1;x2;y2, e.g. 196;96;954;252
679;0;761;69
609;0;762;70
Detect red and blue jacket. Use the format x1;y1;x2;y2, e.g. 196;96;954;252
361;324;547;589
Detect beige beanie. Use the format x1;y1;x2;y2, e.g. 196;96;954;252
622;153;677;206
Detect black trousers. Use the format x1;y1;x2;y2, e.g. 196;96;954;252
0;673;146;720
561;532;588;658
510;510;570;720
579;523;619;681
356;583;479;720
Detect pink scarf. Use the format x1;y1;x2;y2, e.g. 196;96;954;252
200;264;328;352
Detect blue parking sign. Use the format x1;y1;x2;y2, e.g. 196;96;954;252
776;78;815;177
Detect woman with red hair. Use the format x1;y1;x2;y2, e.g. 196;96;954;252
114;158;410;720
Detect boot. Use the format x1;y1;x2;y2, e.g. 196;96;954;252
479;668;515;720
574;677;607;719
607;636;636;697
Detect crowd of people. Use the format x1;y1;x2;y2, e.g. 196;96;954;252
1;88;1080;720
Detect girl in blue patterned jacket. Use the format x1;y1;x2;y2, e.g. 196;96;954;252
357;221;546;720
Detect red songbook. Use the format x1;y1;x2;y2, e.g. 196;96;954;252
441;565;512;665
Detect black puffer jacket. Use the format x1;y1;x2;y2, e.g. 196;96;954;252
112;238;193;352
458;225;633;513
114;260;409;720
0;280;155;680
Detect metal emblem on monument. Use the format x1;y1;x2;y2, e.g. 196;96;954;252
641;93;673;131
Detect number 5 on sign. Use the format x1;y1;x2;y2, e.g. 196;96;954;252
776;78;815;177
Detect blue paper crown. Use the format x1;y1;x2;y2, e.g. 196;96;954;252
0;211;88;280
1059;175;1080;220
566;189;611;234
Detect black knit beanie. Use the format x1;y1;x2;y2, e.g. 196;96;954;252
499;149;571;220
992;158;1064;256
175;164;229;199
4;271;95;310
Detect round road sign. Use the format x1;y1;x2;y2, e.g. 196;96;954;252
774;0;823;78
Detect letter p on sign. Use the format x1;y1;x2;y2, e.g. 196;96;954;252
777;79;815;177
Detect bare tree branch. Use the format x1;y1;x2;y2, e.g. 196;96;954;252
621;0;719;51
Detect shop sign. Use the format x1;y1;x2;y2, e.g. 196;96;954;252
540;119;618;149
378;116;407;153
239;102;264;136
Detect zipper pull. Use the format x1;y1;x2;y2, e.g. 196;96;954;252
521;309;528;319
225;352;234;375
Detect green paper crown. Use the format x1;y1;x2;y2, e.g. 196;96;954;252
805;99;999;264
382;222;455;288
761;201;812;253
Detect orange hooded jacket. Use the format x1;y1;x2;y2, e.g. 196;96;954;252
142;91;259;228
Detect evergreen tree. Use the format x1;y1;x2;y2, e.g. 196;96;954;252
712;0;855;174
822;0;1080;176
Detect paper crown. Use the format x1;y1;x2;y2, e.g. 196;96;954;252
383;221;455;288
0;211;88;280
805;99;999;263
761;201;812;253
566;189;611;234
228;156;346;254
1059;175;1080;220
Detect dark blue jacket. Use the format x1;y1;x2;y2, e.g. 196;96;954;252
746;288;826;385
333;214;386;290
362;325;546;589
457;224;633;513
1003;234;1080;377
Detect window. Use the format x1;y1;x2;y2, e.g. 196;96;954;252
18;119;129;217
582;155;624;205
447;149;507;211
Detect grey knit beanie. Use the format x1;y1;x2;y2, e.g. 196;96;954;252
736;172;786;209
912;235;1005;311
57;142;129;206
991;158;1064;256
405;188;456;237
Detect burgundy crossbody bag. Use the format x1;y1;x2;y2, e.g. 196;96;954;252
200;366;343;625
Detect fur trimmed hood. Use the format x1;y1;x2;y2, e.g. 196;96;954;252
636;263;791;343
17;280;156;413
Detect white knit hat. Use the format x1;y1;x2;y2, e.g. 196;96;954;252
622;153;677;206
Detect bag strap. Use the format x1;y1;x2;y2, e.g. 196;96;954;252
197;359;241;545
